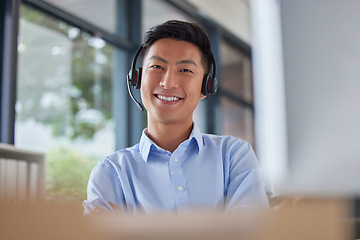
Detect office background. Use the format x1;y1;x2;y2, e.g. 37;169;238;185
1;0;255;202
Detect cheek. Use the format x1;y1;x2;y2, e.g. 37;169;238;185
141;73;158;89
190;80;204;97
140;76;151;93
140;76;155;107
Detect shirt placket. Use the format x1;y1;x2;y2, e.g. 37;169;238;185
168;154;190;211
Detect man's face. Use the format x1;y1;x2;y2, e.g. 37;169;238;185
140;38;206;126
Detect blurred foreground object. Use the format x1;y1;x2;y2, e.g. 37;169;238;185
91;198;353;240
0;202;97;240
0;198;356;240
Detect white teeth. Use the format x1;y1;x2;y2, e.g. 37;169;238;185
157;95;180;102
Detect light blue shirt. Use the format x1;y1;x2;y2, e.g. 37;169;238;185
83;124;269;214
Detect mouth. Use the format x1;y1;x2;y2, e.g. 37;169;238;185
155;94;182;102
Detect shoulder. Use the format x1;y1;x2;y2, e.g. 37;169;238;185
202;133;257;166
92;144;140;174
202;133;251;153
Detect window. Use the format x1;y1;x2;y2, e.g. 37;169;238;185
220;41;255;146
142;0;192;34
41;0;118;34
15;4;116;202
221;98;255;145
220;42;253;103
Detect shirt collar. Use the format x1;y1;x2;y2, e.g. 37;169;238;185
188;123;204;153
139;123;204;162
139;128;154;162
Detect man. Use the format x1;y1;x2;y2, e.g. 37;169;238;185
83;20;269;215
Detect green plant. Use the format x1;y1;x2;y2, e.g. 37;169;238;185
45;146;96;204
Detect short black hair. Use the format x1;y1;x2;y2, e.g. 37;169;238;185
141;20;212;74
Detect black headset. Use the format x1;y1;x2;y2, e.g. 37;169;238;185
127;45;218;111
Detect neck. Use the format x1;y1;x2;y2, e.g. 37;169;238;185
147;120;193;153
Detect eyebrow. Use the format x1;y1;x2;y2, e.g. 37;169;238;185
177;59;198;67
150;55;167;63
150;55;198;67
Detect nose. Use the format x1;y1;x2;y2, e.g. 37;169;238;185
159;70;179;89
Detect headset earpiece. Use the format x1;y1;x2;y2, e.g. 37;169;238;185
128;67;142;89
127;46;145;111
201;74;218;96
201;52;218;96
128;46;143;90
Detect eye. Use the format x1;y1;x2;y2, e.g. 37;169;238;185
151;65;163;70
180;69;193;73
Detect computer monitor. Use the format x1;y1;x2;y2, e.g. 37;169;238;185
251;0;360;196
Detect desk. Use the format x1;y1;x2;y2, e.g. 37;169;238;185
0;199;355;240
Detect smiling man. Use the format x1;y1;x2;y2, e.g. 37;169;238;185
83;20;269;215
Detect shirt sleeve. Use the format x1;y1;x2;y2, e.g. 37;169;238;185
82;158;126;215
225;141;269;211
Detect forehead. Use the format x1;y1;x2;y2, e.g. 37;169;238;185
144;39;203;64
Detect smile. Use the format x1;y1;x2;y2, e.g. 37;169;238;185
156;95;181;102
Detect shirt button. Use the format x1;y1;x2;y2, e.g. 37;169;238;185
173;158;179;163
177;186;184;191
